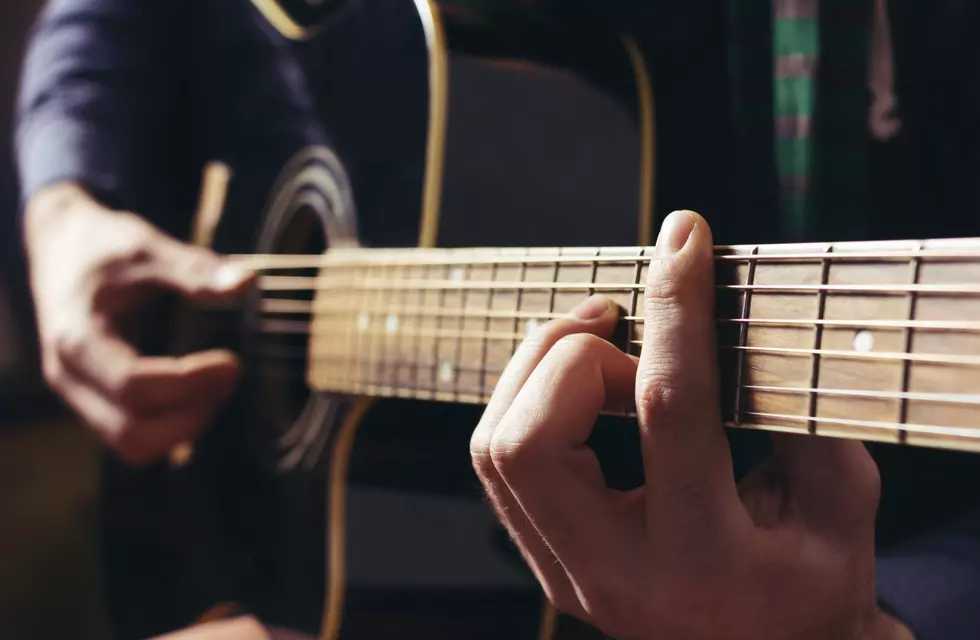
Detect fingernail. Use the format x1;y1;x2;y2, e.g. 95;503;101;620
656;210;697;256
213;264;251;290
569;296;613;320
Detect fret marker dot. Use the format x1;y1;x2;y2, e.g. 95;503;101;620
451;268;464;283
853;331;874;353
386;314;399;334
525;318;540;336
357;313;369;331
439;361;455;383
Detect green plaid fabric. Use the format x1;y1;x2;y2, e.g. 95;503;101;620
772;0;819;237
771;0;873;240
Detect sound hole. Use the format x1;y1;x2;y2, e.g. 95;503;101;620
248;204;329;470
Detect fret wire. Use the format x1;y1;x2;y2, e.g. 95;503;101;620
512;253;529;365
626;249;646;358
897;245;923;444
379;263;393;389
373;265;389;387
339;271;357;390
479;260;499;401
410;264;423;400
588;247;600;297
548;249;563;330
807;246;833;435
452;263;471;402
353;268;370;388
432;263;450;396
391;266;407;394
733;246;759;425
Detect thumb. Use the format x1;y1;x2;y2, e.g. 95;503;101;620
148;233;254;303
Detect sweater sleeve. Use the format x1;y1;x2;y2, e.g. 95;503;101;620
877;509;980;640
14;0;176;207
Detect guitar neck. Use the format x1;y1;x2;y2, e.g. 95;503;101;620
250;236;980;454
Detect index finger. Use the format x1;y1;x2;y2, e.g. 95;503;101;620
491;333;643;587
636;211;748;549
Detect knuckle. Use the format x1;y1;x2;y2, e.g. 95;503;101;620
113;368;142;406
52;327;89;363
40;354;66;389
112;422;155;467
551;332;607;360
106;237;154;272
469;430;496;478
635;372;683;428
488;429;539;479
523;317;596;355
87;227;156;285
643;258;686;308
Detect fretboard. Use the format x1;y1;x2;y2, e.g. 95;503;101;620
251;237;980;455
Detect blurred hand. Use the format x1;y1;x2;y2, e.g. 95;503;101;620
24;182;253;466
471;211;913;640
150;616;314;640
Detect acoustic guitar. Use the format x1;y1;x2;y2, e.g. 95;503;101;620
153;1;652;639
151;2;980;640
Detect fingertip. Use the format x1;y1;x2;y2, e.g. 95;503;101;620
193;348;243;373
655;210;697;257
568;295;619;322
655;210;713;258
170;350;243;389
211;263;255;293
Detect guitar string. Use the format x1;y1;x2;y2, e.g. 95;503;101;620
239;354;980;443
239;316;980;405
226;246;980;270
208;248;980;442
298;365;980;441
237;341;980;438
256;276;980;296
257;300;980;333
249;313;980;366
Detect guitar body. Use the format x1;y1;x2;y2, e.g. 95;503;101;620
155;2;653;639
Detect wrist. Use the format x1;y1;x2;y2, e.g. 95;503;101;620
864;609;915;640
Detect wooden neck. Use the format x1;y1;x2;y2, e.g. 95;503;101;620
251;237;980;455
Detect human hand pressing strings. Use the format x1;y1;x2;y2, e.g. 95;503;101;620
470;210;914;640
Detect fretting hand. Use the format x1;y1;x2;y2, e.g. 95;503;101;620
470;210;913;640
25;182;254;466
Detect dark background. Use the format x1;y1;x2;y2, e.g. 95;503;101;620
0;0;47;407
0;4;113;640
